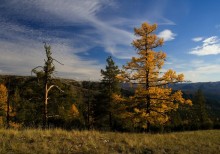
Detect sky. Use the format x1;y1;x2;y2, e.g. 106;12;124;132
1;0;220;82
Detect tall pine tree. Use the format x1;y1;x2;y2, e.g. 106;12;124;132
192;89;212;129
97;56;120;130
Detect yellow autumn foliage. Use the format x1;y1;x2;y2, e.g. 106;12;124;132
0;84;7;111
70;104;79;117
0;84;17;127
0;84;8;126
117;22;192;129
9;121;22;129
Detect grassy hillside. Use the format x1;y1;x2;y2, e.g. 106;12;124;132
0;129;219;154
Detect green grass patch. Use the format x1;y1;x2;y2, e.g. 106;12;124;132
0;129;219;153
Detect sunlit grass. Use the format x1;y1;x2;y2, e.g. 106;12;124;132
0;129;219;153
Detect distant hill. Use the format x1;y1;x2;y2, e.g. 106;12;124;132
167;82;220;119
171;82;220;102
1;74;219;99
171;82;220;95
1;74;220;102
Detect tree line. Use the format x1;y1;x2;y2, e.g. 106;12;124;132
0;22;218;132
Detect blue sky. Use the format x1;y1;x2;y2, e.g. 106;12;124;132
0;0;220;82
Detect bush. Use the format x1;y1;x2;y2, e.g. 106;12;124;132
201;120;213;130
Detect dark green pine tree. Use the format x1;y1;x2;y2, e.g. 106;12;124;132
95;56;120;130
192;89;212;129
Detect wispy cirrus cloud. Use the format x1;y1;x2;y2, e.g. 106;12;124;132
0;0;135;58
189;36;220;56
158;29;176;41
0;0;176;80
0;0;124;80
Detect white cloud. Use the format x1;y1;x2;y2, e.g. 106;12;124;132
192;37;203;42
203;36;218;46
164;57;220;82
181;64;220;82
189;36;220;56
158;29;176;41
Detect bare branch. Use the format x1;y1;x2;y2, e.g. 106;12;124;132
31;66;44;75
47;85;64;93
53;58;64;65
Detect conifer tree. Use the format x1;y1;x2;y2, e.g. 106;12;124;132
193;89;208;122
117;22;192;132
192;89;212;129
99;56;120;130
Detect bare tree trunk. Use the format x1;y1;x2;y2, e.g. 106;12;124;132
43;83;48;129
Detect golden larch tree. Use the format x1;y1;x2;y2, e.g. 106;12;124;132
0;83;18;128
117;22;192;132
0;84;8;126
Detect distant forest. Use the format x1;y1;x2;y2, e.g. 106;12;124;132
0;22;219;132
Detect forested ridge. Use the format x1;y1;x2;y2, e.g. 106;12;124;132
0;74;219;131
0;23;219;132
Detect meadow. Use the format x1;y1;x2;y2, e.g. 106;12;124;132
0;129;219;154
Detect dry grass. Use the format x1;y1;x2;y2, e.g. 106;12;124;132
0;129;219;154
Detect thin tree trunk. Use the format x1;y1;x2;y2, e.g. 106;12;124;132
6;77;10;129
43;83;48;129
87;82;91;130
